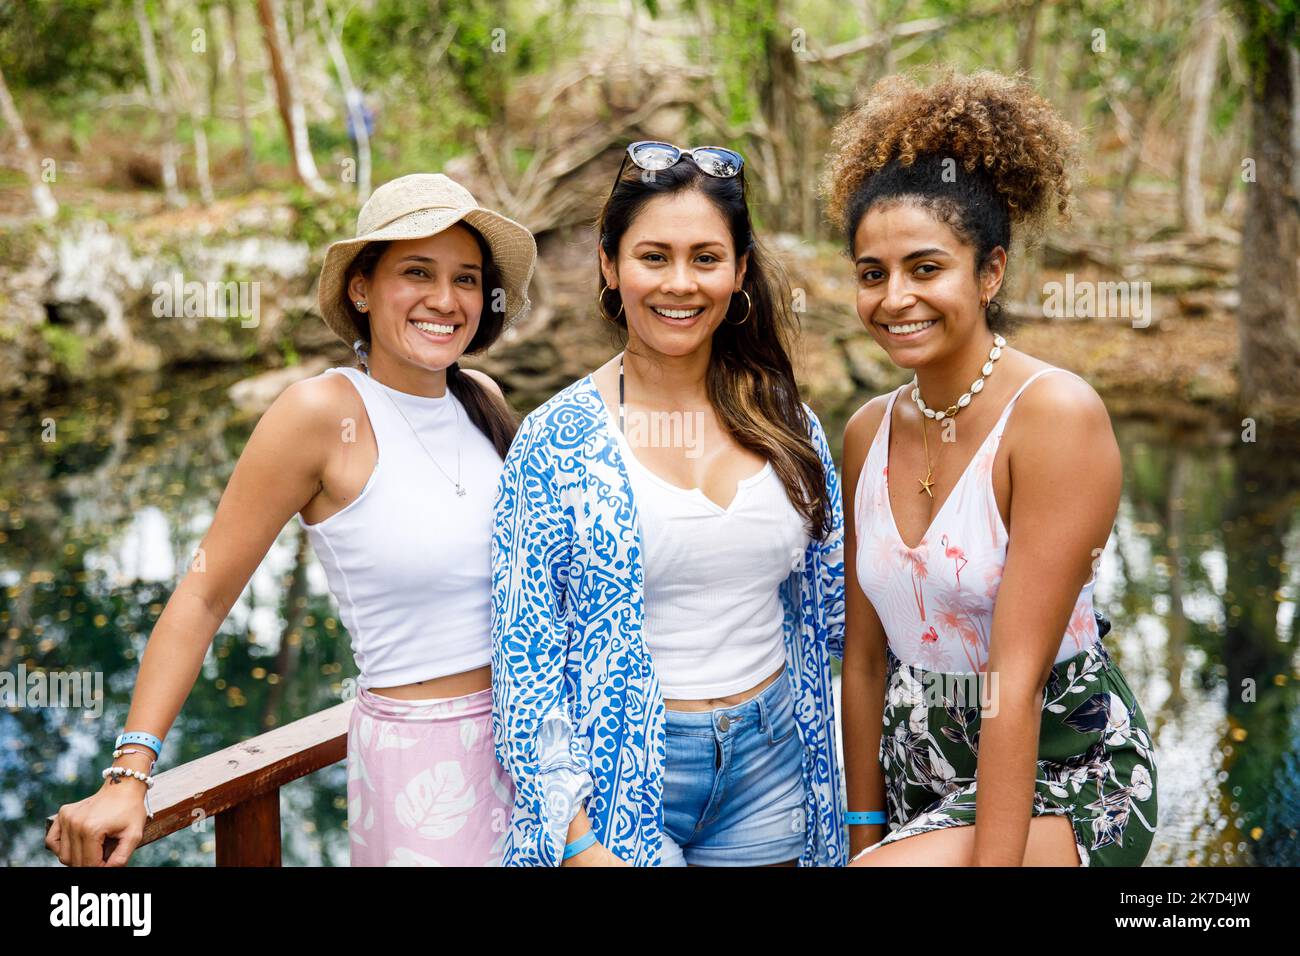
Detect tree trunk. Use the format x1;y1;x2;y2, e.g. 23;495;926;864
760;0;816;236
0;64;58;220
1237;32;1300;415
161;0;215;205
1180;0;1220;235
133;0;184;206
225;1;258;184
256;0;328;194
205;3;221;120
1292;46;1300;203
1017;0;1042;76
313;0;370;201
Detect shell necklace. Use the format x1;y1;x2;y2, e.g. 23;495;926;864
910;333;1005;497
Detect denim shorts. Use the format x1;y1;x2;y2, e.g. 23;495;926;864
659;668;807;866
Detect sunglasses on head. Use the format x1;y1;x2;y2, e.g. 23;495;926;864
623;141;745;178
605;141;746;211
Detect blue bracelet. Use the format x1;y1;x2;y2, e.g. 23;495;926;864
116;732;163;760
562;830;598;860
845;810;887;825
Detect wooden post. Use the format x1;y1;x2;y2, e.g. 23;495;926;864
216;789;282;866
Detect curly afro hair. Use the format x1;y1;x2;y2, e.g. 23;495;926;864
820;69;1079;332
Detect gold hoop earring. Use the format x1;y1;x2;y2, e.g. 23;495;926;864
726;289;752;326
980;295;989;309
596;288;624;323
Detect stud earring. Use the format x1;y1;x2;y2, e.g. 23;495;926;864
355;300;368;312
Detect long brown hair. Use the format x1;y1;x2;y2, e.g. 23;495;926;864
345;227;518;458
596;157;831;539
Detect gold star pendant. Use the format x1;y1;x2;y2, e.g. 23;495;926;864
917;472;935;497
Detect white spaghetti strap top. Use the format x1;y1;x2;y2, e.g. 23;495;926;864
297;366;503;689
853;367;1101;672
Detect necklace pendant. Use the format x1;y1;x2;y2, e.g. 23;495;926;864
918;472;935;497
456;485;467;497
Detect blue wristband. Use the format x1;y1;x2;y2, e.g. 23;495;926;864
116;732;163;760
845;811;887;825
562;830;598;860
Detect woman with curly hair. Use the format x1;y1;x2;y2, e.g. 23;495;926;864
827;70;1157;866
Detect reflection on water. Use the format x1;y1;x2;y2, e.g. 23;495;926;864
1;369;1297;865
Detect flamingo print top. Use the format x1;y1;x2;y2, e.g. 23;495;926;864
854;367;1101;673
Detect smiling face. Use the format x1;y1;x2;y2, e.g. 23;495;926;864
599;188;748;359
852;201;1005;369
346;226;484;373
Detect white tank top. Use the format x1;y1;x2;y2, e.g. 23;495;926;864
854;367;1101;673
602;401;809;698
297;366;502;689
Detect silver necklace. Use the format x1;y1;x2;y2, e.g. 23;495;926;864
376;377;466;496
911;333;1006;421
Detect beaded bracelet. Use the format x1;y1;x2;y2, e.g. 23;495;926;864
102;765;156;819
102;766;154;788
845;810;888;825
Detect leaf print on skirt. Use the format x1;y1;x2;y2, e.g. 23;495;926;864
395;763;476;839
347;685;515;866
856;635;1158;866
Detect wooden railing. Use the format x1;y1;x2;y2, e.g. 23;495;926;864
47;701;353;866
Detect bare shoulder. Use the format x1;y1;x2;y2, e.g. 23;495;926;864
277;368;360;417
1013;367;1112;437
1006;366;1118;494
843;390;895;468
259;370;364;451
460;366;505;401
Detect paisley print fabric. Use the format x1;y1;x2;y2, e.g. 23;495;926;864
347;685;514;866
490;374;848;866
852;637;1158;866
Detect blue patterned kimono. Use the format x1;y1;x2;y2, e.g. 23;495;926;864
490;373;847;866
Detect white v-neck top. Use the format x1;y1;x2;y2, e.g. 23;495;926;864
602;399;810;698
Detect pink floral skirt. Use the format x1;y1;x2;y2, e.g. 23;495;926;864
346;684;514;866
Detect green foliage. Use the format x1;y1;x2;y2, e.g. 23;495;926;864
285;187;356;253
1232;0;1300;83
39;324;87;375
0;0;139;94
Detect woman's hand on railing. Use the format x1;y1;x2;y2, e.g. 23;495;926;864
46;756;151;867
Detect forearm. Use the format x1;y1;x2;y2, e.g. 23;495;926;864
971;684;1043;866
842;658;888;855
116;580;230;758
565;804;591;841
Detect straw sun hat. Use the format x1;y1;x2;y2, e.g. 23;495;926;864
316;173;537;351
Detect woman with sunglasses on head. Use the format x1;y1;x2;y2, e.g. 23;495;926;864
828;71;1157;866
47;174;535;867
490;142;847;866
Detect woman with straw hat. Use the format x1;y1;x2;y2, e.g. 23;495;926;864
47;173;537;867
